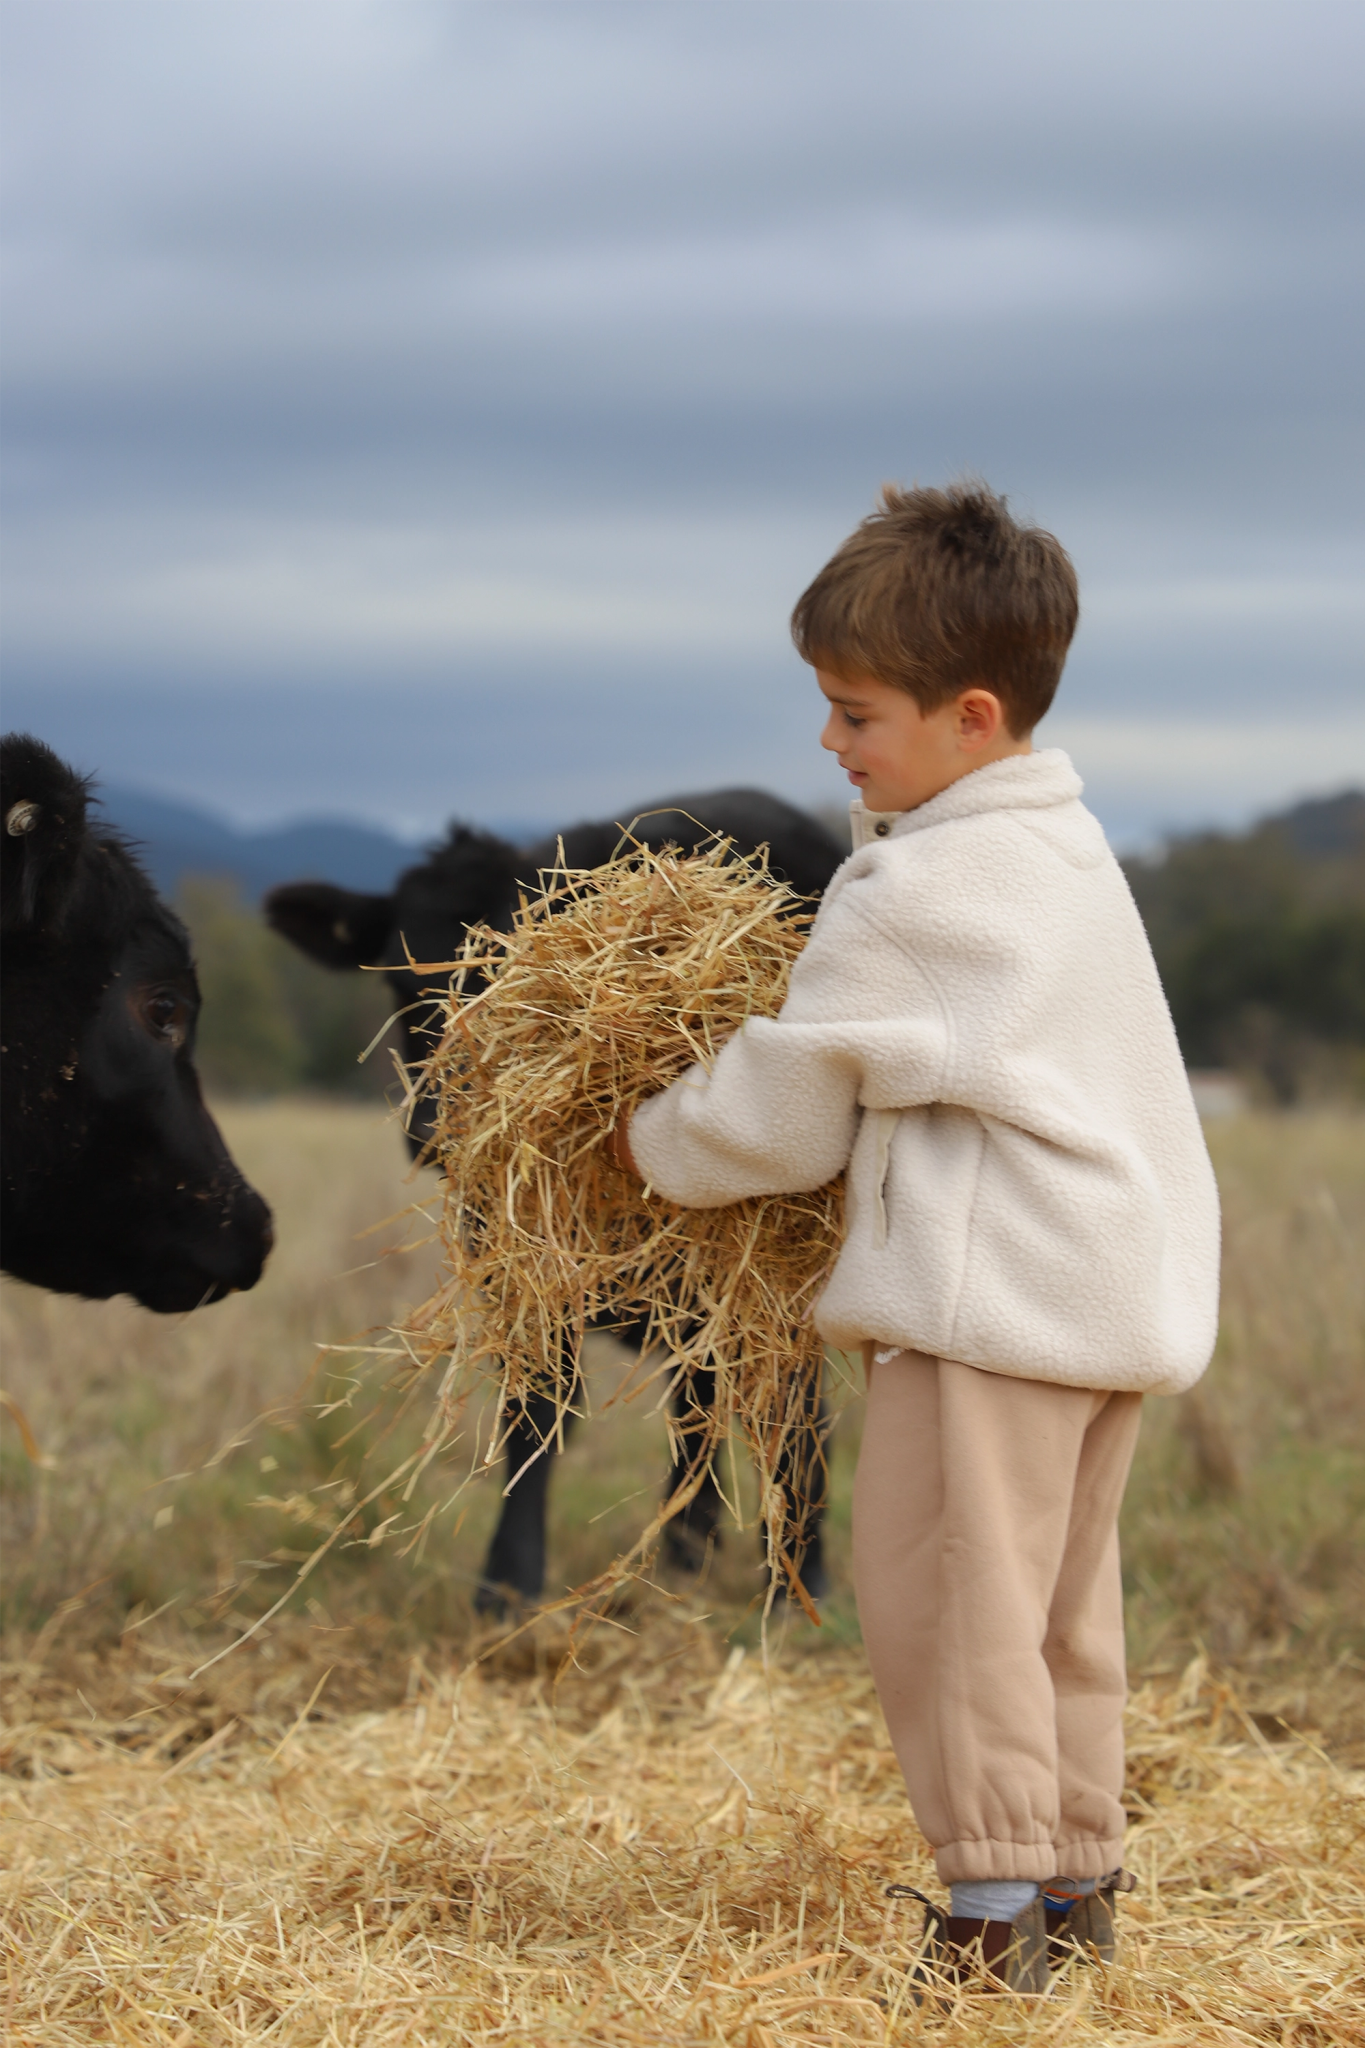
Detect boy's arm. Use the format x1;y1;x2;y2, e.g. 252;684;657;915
622;884;948;1208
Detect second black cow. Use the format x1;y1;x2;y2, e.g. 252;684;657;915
267;789;847;1613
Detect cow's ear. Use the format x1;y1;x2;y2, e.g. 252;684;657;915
0;732;89;936
265;882;395;969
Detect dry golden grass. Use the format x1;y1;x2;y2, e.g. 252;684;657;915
1122;1112;1365;1759
3;1619;1361;2045
399;837;843;1612
0;1101;444;1640
2;1104;1363;2041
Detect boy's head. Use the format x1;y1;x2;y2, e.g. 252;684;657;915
791;482;1078;740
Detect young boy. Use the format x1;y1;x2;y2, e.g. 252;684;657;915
614;483;1221;1991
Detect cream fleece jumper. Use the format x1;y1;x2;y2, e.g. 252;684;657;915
629;749;1220;1395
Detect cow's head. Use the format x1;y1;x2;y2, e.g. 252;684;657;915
265;825;521;1159
1;735;274;1312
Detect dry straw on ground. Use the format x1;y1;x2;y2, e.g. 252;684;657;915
395;836;844;1609
3;1614;1361;2046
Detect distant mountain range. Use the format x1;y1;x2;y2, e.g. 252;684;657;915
1136;787;1364;865
92;786;544;903
1267;788;1365;860
90;779;1364;907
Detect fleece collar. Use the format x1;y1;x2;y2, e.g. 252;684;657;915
881;748;1083;840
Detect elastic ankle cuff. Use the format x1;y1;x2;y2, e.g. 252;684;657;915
935;1840;1059;1884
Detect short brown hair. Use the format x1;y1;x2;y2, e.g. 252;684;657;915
790;482;1078;735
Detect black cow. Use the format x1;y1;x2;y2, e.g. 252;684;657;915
267;789;846;1612
1;734;273;1312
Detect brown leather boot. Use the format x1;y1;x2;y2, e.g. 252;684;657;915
1043;1869;1135;1968
889;1887;1050;1996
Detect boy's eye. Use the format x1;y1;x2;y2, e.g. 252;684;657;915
844;714;865;729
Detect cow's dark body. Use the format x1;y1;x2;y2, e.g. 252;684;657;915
1;735;273;1312
266;788;846;1611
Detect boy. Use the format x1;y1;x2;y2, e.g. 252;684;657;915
614;483;1220;1992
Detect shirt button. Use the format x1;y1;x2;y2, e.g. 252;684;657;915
874;819;890;837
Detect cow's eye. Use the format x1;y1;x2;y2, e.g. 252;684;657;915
141;989;189;1047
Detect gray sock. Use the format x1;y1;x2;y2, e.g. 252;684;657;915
949;1877;1040;1922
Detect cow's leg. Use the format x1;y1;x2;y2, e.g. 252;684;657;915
661;1361;726;1575
770;1356;831;1605
475;1372;578;1614
593;1311;726;1579
657;1348;832;1604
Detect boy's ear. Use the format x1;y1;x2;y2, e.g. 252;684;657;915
955;686;1009;747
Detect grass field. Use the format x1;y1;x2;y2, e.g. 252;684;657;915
2;1100;1363;2041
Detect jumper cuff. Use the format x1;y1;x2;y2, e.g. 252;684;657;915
934;1833;1126;1886
1048;1835;1130;1883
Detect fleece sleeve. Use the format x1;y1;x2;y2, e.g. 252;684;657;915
627;882;951;1208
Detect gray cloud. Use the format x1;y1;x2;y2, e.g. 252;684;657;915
2;0;1362;843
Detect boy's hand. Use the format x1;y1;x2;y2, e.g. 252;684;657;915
609;1116;640;1178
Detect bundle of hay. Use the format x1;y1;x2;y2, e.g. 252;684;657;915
400;835;845;1605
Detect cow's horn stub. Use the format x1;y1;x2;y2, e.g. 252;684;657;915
5;801;40;837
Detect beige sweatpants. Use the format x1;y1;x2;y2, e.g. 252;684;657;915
852;1347;1142;1885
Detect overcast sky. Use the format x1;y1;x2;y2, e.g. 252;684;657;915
3;0;1362;845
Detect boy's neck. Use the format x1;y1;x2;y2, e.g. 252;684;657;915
851;739;1035;840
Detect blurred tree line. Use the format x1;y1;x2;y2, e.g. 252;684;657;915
1123;790;1365;1103
178;877;399;1099
180;786;1364;1105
